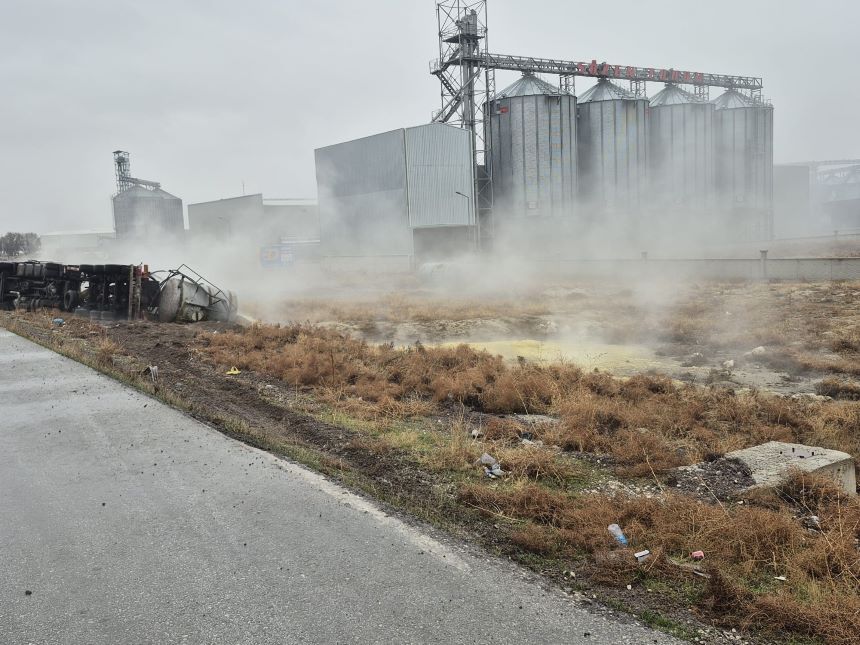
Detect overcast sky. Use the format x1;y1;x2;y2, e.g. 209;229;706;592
1;0;857;234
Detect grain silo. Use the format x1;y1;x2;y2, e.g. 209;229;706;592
111;151;184;239
648;83;715;213
577;78;649;220
112;186;184;239
712;89;774;240
484;72;577;229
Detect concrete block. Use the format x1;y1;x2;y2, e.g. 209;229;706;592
725;441;856;495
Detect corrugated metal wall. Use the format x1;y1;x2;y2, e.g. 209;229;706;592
714;104;774;214
188;194;264;240
405;124;474;228
315;124;474;258
577;98;649;216
486;94;577;220
649;102;715;212
315;129;412;257
112;188;184;239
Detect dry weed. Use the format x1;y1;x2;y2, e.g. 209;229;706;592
462;472;860;644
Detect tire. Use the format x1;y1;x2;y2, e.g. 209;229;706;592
63;290;79;311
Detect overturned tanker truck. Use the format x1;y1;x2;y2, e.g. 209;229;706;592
0;261;237;323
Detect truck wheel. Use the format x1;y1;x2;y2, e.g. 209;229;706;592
64;290;79;311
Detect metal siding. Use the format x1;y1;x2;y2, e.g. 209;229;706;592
315;129;412;256
523;96;539;210
548;96;562;216
188;194;264;239
648;101;715;211
510;96;526;213
405;123;474;228
713;97;774;240
577;97;648;215
112;189;185;239
486;92;577;221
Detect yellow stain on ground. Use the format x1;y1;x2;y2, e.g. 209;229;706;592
439;338;666;373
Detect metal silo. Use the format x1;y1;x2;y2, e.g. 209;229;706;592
484;72;577;225
577;78;649;219
112;186;184;239
648;83;715;213
712;89;774;240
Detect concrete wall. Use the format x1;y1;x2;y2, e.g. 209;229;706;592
549;257;860;281
438;256;860;282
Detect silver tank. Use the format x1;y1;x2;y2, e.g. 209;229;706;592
648;83;715;212
712;89;774;240
576;79;649;219
158;275;238;323
484;73;577;224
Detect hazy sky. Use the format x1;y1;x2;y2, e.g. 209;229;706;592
1;0;857;233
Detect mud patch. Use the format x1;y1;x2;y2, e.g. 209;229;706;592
671;457;756;501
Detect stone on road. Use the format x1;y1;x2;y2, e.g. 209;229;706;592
0;329;680;645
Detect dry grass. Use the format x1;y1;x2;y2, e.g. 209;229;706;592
94;337;121;366
202;323;583;414
255;292;552;324
816;377;860;400
200;323;860;474
461;471;860;644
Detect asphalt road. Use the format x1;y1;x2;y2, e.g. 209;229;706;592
0;328;681;645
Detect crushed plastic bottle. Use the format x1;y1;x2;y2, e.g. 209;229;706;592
607;523;628;546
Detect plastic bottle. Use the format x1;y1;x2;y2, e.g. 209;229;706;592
607;523;628;546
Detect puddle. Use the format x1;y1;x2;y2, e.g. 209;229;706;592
438;338;677;375
436;337;820;394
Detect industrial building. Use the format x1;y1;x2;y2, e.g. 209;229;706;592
111;151;184;239
314;1;777;265
773;161;860;235
648;83;715;216
188;194;318;243
39;230;116;261
425;1;775;253
188;194;320;266
483;73;577;243
577;78;649;235
712;89;774;240
818;163;860;230
314;123;475;267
